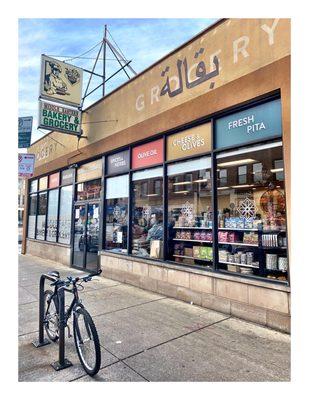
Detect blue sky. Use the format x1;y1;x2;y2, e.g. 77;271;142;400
19;18;217;144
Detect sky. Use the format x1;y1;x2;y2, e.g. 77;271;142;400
18;18;217;145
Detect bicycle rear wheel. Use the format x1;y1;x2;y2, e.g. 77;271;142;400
44;290;59;342
73;307;101;376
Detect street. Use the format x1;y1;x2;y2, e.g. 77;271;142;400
18;254;290;382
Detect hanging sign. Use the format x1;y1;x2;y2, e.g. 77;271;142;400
107;150;130;175
38;100;81;135
215;99;282;149
40;55;83;107
132;139;164;169
18;153;35;178
167;123;211;161
18;116;33;148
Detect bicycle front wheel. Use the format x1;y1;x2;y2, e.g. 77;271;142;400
73;307;101;376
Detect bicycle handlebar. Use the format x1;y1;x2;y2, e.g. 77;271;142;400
50;269;102;288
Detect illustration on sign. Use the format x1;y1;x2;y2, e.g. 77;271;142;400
40;55;83;107
160;48;220;98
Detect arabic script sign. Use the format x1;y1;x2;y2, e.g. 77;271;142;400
18;153;35;178
40;55;83;107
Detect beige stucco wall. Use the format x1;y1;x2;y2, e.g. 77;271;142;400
100;252;291;333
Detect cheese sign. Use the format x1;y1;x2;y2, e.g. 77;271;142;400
215;99;282;149
38;100;81;135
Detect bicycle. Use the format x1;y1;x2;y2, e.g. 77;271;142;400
44;269;102;376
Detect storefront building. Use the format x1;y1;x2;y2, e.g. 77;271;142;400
22;19;291;332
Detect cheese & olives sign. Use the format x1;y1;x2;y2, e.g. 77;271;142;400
38;100;81;135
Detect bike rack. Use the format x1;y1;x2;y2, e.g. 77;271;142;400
32;273;73;371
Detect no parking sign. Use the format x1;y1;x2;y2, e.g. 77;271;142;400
18;154;35;178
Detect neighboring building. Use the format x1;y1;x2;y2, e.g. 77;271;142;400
22;19;291;332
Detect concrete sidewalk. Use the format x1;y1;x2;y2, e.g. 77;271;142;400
18;254;290;382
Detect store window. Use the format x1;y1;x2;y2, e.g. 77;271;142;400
28;194;37;238
39;176;48;191
131;167;164;259
61;169;74;185
49;172;60;189
58;185;73;245
105;174;129;253
46;189;59;242
77;159;102;183
216;142;288;281
77;179;102;201
167;156;213;268
36;192;47;240
30;180;38;193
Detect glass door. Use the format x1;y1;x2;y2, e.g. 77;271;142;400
73;204;87;268
86;203;100;271
72;203;100;271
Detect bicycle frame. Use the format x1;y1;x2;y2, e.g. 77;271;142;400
46;282;83;327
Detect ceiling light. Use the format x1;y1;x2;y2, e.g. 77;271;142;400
231;184;255;189
173;181;192;186
217;159;257;167
217;186;230;190
174;190;189;194
270;168;284;173
194;179;208;183
146;193;159;197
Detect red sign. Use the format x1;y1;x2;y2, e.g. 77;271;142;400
132;139;164;169
49;172;60;188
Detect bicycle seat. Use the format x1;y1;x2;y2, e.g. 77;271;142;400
48;271;60;278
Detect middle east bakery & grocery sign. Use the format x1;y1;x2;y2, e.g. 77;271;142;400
38;100;81;135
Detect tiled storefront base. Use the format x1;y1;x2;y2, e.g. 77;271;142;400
100;251;291;333
26;239;71;265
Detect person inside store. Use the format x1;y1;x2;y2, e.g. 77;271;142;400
146;212;163;241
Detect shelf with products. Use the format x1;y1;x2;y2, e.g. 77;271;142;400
219;260;259;269
218;227;259;232
172;254;212;261
219;241;259;247
173;238;212;243
173;226;212;230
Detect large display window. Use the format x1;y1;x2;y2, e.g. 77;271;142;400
36;192;47;240
58;185;73;244
131;167;163;259
46;189;59;242
105;174;129;253
216;142;288;281
167;156;213;268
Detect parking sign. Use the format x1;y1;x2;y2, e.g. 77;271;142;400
18;154;35;178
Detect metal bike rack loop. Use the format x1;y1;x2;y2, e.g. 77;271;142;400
32;273;73;371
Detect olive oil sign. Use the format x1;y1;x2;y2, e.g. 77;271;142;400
38;100;81;135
